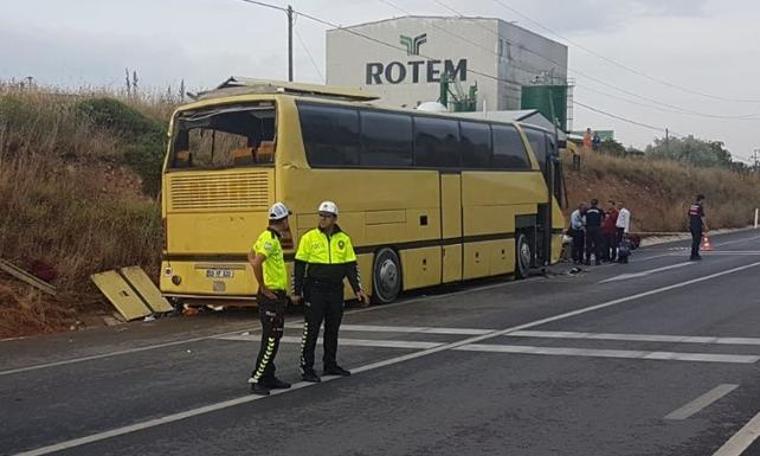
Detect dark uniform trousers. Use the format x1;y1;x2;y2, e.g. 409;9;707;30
586;226;603;263
571;229;585;263
300;283;344;373
690;227;703;259
251;291;287;384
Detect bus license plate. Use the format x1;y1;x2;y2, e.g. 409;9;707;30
206;269;234;279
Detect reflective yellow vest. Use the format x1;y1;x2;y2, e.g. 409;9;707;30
252;228;287;291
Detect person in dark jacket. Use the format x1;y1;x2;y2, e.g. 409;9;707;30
293;201;369;383
584;199;605;266
688;194;709;260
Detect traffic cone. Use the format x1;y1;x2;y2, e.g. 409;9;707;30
701;235;713;251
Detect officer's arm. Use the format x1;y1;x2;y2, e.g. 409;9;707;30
248;250;267;293
343;237;363;294
293;234;310;296
293;260;307;296
346;262;362;294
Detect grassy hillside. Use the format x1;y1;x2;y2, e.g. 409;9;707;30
0;86;170;336
1;85;759;337
563;152;760;232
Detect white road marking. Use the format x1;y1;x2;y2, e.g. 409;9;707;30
712;410;760;456
0;328;254;378
17;261;760;456
714;234;760;248
664;384;739;420
4;232;752;377
599;261;694;284
283;323;493;335
0;275;529;377
216;334;442;350
506;330;760;346
703;251;760;256
454;344;759;364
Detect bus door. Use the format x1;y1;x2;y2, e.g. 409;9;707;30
440;172;463;282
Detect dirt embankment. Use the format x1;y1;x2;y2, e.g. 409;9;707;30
562;152;760;232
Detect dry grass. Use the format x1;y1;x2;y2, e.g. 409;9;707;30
563;151;760;232
0;84;171;334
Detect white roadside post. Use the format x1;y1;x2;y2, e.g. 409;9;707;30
755;208;759;229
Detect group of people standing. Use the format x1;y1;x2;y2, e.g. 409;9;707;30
569;200;631;266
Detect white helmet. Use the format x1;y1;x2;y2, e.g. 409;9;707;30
318;201;338;216
268;202;290;221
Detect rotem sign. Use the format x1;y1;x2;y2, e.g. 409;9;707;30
365;32;468;85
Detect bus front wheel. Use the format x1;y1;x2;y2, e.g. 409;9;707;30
515;233;532;280
372;248;402;304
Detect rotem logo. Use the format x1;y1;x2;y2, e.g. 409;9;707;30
366;32;468;85
400;33;427;56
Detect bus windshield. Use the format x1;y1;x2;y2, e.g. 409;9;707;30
169;103;276;170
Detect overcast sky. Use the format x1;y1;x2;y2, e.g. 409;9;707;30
2;0;759;161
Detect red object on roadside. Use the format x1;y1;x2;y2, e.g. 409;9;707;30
702;236;713;251
29;260;57;283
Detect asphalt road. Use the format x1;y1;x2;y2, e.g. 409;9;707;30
3;230;760;456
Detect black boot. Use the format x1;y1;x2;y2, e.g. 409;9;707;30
324;365;351;377
264;377;291;389
250;382;271;396
301;370;321;383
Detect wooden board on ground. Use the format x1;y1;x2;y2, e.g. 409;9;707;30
90;271;152;321
119;266;174;313
0;258;57;296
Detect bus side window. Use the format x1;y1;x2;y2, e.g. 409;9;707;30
460;121;491;169
413;116;460;168
524;129;548;174
360;110;413;167
299;104;360;167
492;125;530;169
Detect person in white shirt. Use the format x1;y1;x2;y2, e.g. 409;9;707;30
616;203;631;245
569;203;587;264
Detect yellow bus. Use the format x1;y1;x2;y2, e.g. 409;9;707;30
160;78;565;305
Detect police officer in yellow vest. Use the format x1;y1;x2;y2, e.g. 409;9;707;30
293;201;368;382
247;202;292;395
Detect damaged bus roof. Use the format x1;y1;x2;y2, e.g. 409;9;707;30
194;77;380;103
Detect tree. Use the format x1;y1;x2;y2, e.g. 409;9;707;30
598;138;626;157
646;135;733;168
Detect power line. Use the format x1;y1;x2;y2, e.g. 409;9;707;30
233;0;678;139
574;100;665;132
430;0;760;120
236;0;287;13
575;84;760;121
282;2;527;94
488;0;760;104
294;27;325;82
378;0;531;85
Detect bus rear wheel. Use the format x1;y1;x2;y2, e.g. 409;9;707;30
515;232;532;280
372;248;401;304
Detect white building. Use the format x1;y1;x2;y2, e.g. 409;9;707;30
326;16;568;111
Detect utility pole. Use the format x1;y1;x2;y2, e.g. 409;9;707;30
753;148;760;172
287;5;294;82
665;128;670;154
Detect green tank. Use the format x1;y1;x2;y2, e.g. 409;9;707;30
521;85;568;131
